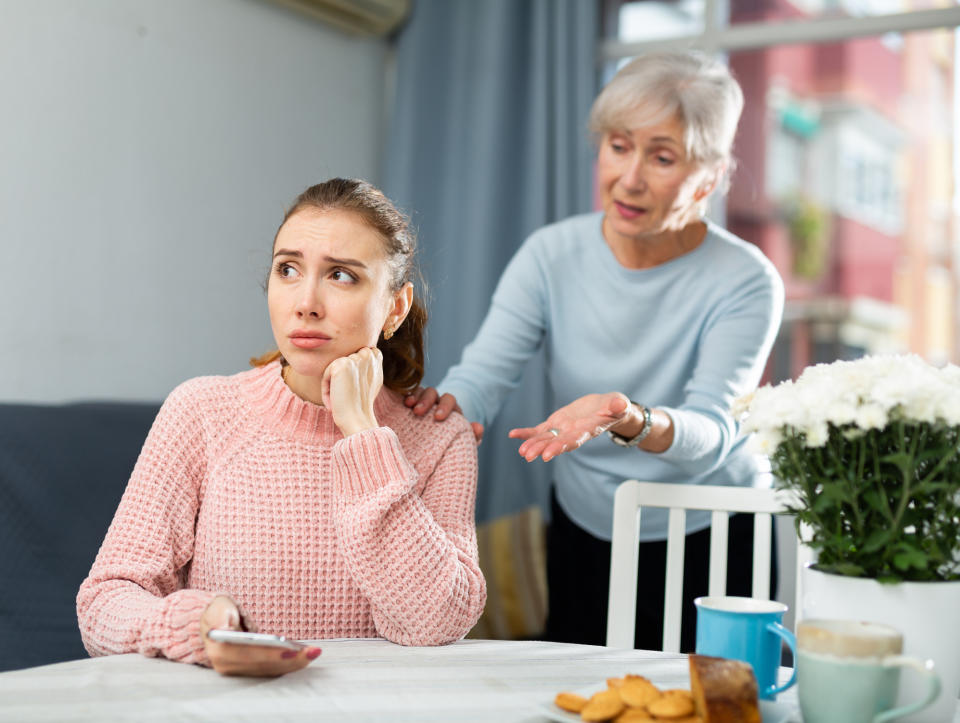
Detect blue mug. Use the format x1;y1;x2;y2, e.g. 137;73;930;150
694;596;797;700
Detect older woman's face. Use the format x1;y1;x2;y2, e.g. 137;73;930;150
597;114;711;246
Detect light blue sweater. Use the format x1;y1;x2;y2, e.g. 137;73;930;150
438;212;784;541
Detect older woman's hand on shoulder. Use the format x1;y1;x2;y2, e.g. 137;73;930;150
200;595;320;677
509;393;673;462
404;386;484;443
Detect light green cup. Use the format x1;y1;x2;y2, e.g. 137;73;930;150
797;620;941;723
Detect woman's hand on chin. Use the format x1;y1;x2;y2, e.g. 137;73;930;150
508;393;634;462
322;347;384;436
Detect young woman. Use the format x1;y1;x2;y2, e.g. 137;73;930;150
78;179;486;677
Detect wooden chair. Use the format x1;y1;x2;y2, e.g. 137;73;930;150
605;479;809;652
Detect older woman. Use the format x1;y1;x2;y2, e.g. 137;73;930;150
78;179;486;677
408;52;784;651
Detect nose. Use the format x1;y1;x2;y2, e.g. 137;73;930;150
619;152;647;192
295;280;324;319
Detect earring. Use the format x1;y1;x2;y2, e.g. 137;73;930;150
383;327;394;341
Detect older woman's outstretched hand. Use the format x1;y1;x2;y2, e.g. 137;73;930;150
200;595;320;677
509;393;637;462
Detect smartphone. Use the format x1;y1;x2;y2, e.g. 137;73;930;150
205;629;309;651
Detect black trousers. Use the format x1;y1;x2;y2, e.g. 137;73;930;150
543;488;778;653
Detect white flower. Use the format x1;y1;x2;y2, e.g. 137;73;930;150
730;391;754;420
934;389;960;426
747;428;783;455
824;401;858;427
740;354;960;458
803;421;829;448
855;404;888;430
902;391;939;425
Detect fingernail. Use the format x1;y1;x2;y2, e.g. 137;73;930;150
281;650;298;659
306;647;322;660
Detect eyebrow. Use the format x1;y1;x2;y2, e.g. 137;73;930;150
272;249;368;269
648;135;681;146
614;130;683;148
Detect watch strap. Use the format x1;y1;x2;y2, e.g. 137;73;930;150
608;402;652;447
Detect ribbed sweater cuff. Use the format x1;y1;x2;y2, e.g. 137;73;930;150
333;427;416;496
650;406;682;459
164;589;219;665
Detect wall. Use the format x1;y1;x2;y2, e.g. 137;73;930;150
0;0;387;402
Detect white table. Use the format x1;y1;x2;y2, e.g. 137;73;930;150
0;638;807;722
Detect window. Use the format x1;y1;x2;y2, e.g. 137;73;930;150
604;1;960;370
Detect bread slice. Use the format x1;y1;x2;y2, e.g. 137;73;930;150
688;654;761;723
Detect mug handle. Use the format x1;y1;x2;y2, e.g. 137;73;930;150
763;621;797;698
873;657;941;723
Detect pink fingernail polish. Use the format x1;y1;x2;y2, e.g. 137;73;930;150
306;647;322;660
281;650;298;659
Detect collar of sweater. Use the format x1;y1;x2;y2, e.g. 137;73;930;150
241;360;399;444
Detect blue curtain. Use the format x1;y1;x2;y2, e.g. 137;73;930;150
383;0;599;523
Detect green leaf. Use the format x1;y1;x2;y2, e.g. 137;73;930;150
892;546;928;571
861;528;890;553
880;451;914;472
828;562;867;577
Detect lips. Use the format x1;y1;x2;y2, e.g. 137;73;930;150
614;200;646;219
289;330;331;350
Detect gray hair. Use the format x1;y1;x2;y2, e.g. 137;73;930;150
588;51;744;172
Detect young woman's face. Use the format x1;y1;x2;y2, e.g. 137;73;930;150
597;113;711;245
268;208;405;381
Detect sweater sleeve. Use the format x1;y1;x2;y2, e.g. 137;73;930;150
437;238;548;426
331;424;486;646
76;383;217;664
656;259;784;475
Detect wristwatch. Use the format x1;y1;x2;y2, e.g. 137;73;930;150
608;401;652;447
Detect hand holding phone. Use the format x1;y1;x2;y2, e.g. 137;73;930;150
200;595;321;677
205;629;309;652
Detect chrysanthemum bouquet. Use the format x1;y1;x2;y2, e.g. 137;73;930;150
734;355;960;582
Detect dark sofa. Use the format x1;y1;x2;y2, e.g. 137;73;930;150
0;401;160;672
0;400;550;673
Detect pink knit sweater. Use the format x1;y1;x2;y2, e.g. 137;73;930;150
77;361;485;664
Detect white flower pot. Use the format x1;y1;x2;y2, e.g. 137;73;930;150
801;565;960;723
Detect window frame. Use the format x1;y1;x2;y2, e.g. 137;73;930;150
602;4;960;59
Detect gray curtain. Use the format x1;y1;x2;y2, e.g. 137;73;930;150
383;0;599;523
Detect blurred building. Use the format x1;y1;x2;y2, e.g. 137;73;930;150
723;0;958;380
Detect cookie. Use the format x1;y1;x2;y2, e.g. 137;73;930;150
613;708;658;722
580;689;626;722
555;692;588;713
646;692;695;718
618;677;661;708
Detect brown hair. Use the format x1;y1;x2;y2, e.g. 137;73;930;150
250;178;426;395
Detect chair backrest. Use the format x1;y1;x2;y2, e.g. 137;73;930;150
606;479;809;652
